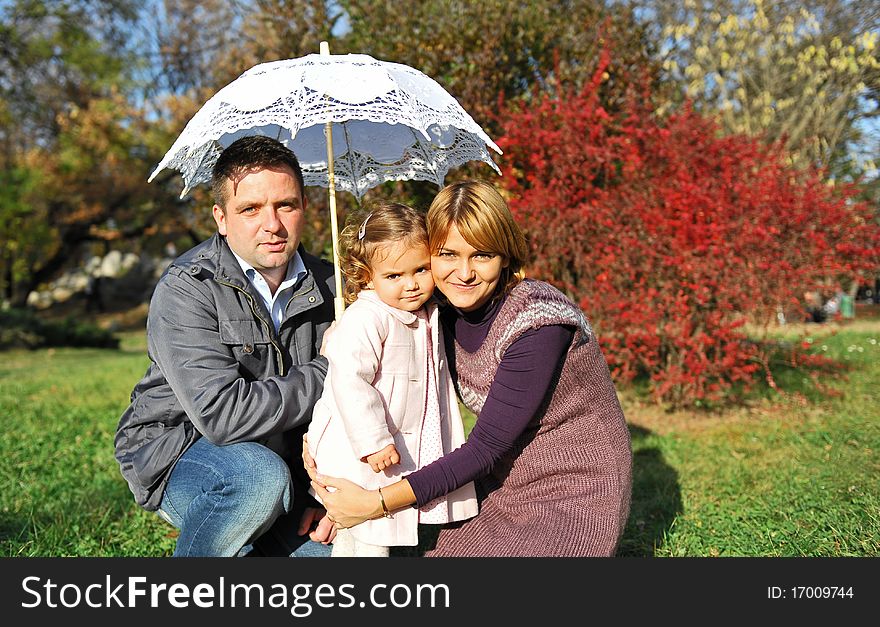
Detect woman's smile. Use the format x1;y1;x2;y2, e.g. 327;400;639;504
431;225;507;312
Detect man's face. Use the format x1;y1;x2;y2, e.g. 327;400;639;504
212;165;306;286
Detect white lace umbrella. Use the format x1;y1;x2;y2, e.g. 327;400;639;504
149;44;501;318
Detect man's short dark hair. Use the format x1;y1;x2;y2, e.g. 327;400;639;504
211;135;305;208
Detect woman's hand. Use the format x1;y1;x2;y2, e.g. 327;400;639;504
319;321;337;356
310;475;383;530
302;434;318;482
301;437;376;532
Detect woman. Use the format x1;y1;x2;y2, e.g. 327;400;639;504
308;180;632;556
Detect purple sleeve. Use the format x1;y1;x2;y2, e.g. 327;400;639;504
407;324;575;506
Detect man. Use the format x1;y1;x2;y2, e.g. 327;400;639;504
115;136;336;556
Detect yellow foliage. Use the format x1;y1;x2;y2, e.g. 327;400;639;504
684;64;703;79
718;15;739;36
662;0;875;169
753;10;769;31
779;17;795;36
799;8;818;30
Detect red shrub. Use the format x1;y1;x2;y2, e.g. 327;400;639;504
495;56;880;406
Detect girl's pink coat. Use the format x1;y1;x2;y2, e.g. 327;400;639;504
307;290;478;547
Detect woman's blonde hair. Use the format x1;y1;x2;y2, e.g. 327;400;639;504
427;180;528;299
338;202;429;305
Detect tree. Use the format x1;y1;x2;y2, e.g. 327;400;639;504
495;47;880;406
134;0;348;258
337;0;660;130
0;0;182;306
635;0;880;176
137;0;240;98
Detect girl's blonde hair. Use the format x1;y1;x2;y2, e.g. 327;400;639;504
427;180;528;299
339;202;429;305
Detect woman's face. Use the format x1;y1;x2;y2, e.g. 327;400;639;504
431;224;508;312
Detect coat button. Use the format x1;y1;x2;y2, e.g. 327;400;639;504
189;265;200;274
308;296;316;303
243;343;254;354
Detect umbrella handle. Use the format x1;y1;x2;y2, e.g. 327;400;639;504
321;41;346;321
327;142;345;321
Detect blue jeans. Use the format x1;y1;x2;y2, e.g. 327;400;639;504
158;437;331;558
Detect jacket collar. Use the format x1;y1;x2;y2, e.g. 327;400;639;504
213;235;249;287
355;290;425;325
187;234;303;283
173;234;321;303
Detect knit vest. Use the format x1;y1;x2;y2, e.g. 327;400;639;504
427;279;633;557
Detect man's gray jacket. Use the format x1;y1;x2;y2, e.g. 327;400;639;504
114;233;336;511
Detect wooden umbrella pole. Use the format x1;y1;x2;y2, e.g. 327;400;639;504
320;40;345;321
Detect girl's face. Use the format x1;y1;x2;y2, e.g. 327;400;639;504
367;240;435;312
431;224;508;312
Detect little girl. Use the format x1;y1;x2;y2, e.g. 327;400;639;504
307;202;478;557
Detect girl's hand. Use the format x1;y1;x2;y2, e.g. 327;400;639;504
363;443;401;473
311;475;383;530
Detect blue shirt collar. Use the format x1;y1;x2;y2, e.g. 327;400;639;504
229;249;306;295
229;249;306;332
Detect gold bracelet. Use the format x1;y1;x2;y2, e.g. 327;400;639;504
377;487;394;519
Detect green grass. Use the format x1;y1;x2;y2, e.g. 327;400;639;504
1;323;878;557
0;332;176;556
617;320;880;556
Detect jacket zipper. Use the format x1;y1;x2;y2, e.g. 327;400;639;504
216;278;286;375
